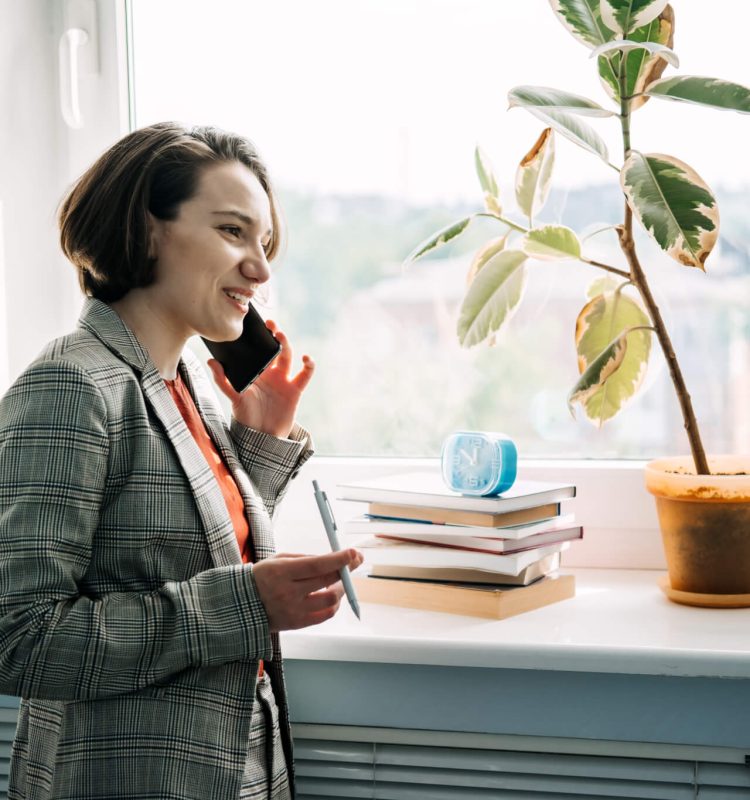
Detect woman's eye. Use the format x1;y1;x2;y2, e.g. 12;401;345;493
221;225;241;238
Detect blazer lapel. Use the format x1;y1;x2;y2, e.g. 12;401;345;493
79;300;243;568
140;364;244;567
179;355;276;563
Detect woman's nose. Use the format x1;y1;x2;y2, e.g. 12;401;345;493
240;248;271;284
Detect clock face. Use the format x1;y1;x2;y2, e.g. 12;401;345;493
441;431;518;496
446;434;498;493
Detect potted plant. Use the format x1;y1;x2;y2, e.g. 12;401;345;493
405;0;750;605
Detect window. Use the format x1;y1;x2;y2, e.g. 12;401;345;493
118;2;750;458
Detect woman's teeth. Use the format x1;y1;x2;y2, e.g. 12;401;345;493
224;290;250;308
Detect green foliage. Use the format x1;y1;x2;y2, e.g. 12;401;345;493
592;39;678;68
515;128;555;222
645;75;750;113
621;152;719;269
405;216;475;264
568;333;627;416
466;236;509;285
548;0;614;49
457;250;527;347
508;97;610;163
600;0;668;36
405;0;749;433
475;146;502;214
586;275;620;298
521;225;582;260
573;289;653;423
597;6;674;111
508;85;614;116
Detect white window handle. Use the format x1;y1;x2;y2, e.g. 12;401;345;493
59;27;89;129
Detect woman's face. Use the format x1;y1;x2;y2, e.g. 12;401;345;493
147;160;273;343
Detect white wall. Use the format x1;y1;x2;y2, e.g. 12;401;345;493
0;0;129;392
0;0;71;389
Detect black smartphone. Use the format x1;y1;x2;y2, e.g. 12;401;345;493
201;302;281;393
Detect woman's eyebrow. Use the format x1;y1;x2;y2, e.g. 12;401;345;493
212;209;252;224
211;209;272;236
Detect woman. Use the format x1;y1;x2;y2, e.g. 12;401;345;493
0;122;362;799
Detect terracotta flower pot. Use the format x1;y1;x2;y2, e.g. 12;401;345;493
645;455;750;602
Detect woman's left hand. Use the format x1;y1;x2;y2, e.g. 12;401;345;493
208;320;314;438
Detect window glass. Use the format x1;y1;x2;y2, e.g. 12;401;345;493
131;0;750;458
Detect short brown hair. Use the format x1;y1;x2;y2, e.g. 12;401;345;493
59;122;283;302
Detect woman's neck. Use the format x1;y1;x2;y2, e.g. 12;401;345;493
110;290;189;380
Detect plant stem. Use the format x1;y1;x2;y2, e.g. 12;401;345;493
580;257;630;279
480;215;631;279
476;212;527;234
616;62;710;474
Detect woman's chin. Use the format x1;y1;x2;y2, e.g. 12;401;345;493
200;322;243;343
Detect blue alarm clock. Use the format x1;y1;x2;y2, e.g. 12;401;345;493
441;431;518;496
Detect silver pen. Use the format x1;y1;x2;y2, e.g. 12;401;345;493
312;480;361;620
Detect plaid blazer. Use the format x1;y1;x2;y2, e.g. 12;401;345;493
0;299;313;799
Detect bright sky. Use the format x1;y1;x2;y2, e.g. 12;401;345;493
132;0;750;203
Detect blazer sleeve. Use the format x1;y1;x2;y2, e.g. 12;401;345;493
0;359;272;702
229;419;314;517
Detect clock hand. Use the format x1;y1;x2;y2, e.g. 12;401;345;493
459;448;475;465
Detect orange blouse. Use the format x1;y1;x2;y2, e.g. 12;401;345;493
165;374;254;563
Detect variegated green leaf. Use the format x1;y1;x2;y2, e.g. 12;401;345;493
475;146;502;214
475;146;499;197
600;0;667;35
466;235;508;286
515;128;555;222
568;334;628;420
645;75;750;114
521;225;581;261
510;103;610;163
508;85;614;117
621;152;719;270
585;276;621;298
457;250;527;347
548;0;615;49
572;290;652;423
591;39;678;68
404;216;474;264
598;5;673;111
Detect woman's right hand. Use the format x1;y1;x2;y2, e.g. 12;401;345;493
251;549;363;632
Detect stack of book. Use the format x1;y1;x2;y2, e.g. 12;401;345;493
336;471;581;620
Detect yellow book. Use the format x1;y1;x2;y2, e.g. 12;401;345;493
352;572;575;620
366;501;561;528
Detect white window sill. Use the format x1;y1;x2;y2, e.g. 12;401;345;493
280;566;750;679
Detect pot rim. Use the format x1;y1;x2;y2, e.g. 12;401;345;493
645;454;750;502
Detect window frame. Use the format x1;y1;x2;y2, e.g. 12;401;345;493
14;0;664;573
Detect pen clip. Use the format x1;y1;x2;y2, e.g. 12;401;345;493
323;493;338;533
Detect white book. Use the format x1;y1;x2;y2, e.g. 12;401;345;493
370;553;561;586
374;526;582;555
336;471;575;513
349;537;570;576
343;513;577;541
